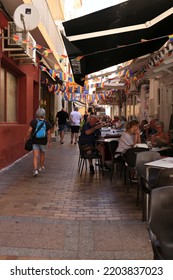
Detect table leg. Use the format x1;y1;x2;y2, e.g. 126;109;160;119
145;167;150;221
146;194;149;221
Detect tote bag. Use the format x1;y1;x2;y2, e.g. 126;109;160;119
24;137;33;151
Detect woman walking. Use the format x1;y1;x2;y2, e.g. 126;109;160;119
24;108;52;176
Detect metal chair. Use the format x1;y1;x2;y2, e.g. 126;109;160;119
147;185;173;259
108;140;124;181
123;147;149;188
77;142;102;175
135;151;161;220
140;167;173;221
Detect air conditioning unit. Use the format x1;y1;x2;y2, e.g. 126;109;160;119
5;22;36;63
25;32;36;62
7;22;24;46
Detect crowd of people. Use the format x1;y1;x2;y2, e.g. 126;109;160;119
24;106;172;176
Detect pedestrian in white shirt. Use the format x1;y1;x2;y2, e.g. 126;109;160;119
70;107;82;144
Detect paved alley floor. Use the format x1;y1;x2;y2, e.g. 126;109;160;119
0;133;152;260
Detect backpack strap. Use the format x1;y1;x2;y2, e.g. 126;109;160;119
32;120;45;136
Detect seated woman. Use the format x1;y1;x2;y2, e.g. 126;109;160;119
116;120;142;182
116;120;141;154
151;121;170;147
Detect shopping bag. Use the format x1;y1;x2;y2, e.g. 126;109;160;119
24;138;33;151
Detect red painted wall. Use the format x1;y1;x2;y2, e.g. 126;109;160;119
0;10;40;169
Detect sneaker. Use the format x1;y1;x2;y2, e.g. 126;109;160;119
130;178;138;183
60;140;64;144
70;141;73;144
33;169;38;176
90;165;95;174
101;165;110;172
39;166;45;171
74;142;77;144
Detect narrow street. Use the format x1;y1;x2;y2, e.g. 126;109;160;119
0;133;152;260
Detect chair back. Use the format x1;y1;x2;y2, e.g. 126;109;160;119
78;141;100;159
148;185;173;259
108;140;119;158
124;147;149;168
77;141;85;157
154;168;173;188
135;151;161;178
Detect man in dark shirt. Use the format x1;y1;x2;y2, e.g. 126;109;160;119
83;110;89;123
56;107;69;144
79;115;110;174
145;118;158;140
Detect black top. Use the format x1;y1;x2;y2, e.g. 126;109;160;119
79;122;101;146
30;118;52;145
56;110;69;125
83;113;89;123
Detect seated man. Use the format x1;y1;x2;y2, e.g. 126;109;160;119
139;119;148;143
145;118;158;140
79;115;110;174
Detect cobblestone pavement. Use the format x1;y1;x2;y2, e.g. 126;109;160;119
0;133;152;260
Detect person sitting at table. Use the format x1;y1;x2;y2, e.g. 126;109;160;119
111;116;119;128
79;115;110;174
151;121;170;147
139;119;148;143
145;118;158;140
116;120;142;182
117;116;127;130
116;120;141;154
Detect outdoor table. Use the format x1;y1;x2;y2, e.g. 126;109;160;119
104;134;121;139
101;128;123;138
97;138;120;143
97;138;119;161
151;146;172;153
144;157;173;220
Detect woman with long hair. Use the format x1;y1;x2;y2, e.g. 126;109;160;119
116;120;141;154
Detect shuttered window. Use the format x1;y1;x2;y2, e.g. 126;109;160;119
0;67;17;123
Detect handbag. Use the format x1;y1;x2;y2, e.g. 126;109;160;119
25;137;33;151
24;120;45;151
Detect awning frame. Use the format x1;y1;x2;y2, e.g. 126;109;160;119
67;7;173;41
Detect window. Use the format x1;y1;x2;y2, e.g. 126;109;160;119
0;68;5;122
0;67;17;122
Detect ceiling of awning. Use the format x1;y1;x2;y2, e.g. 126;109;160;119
62;0;173;86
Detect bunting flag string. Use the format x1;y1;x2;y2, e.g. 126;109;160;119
43;49;53;57
2;32;173;65
4;33;173;102
9;34;68;61
35;44;42;49
72;34;173;59
12;34;20;41
8;33;173;63
168;34;173;42
57;87;114;102
119;41;173;95
76;56;84;61
1;33;129;106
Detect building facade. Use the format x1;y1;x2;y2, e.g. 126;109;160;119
0;0;66;169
